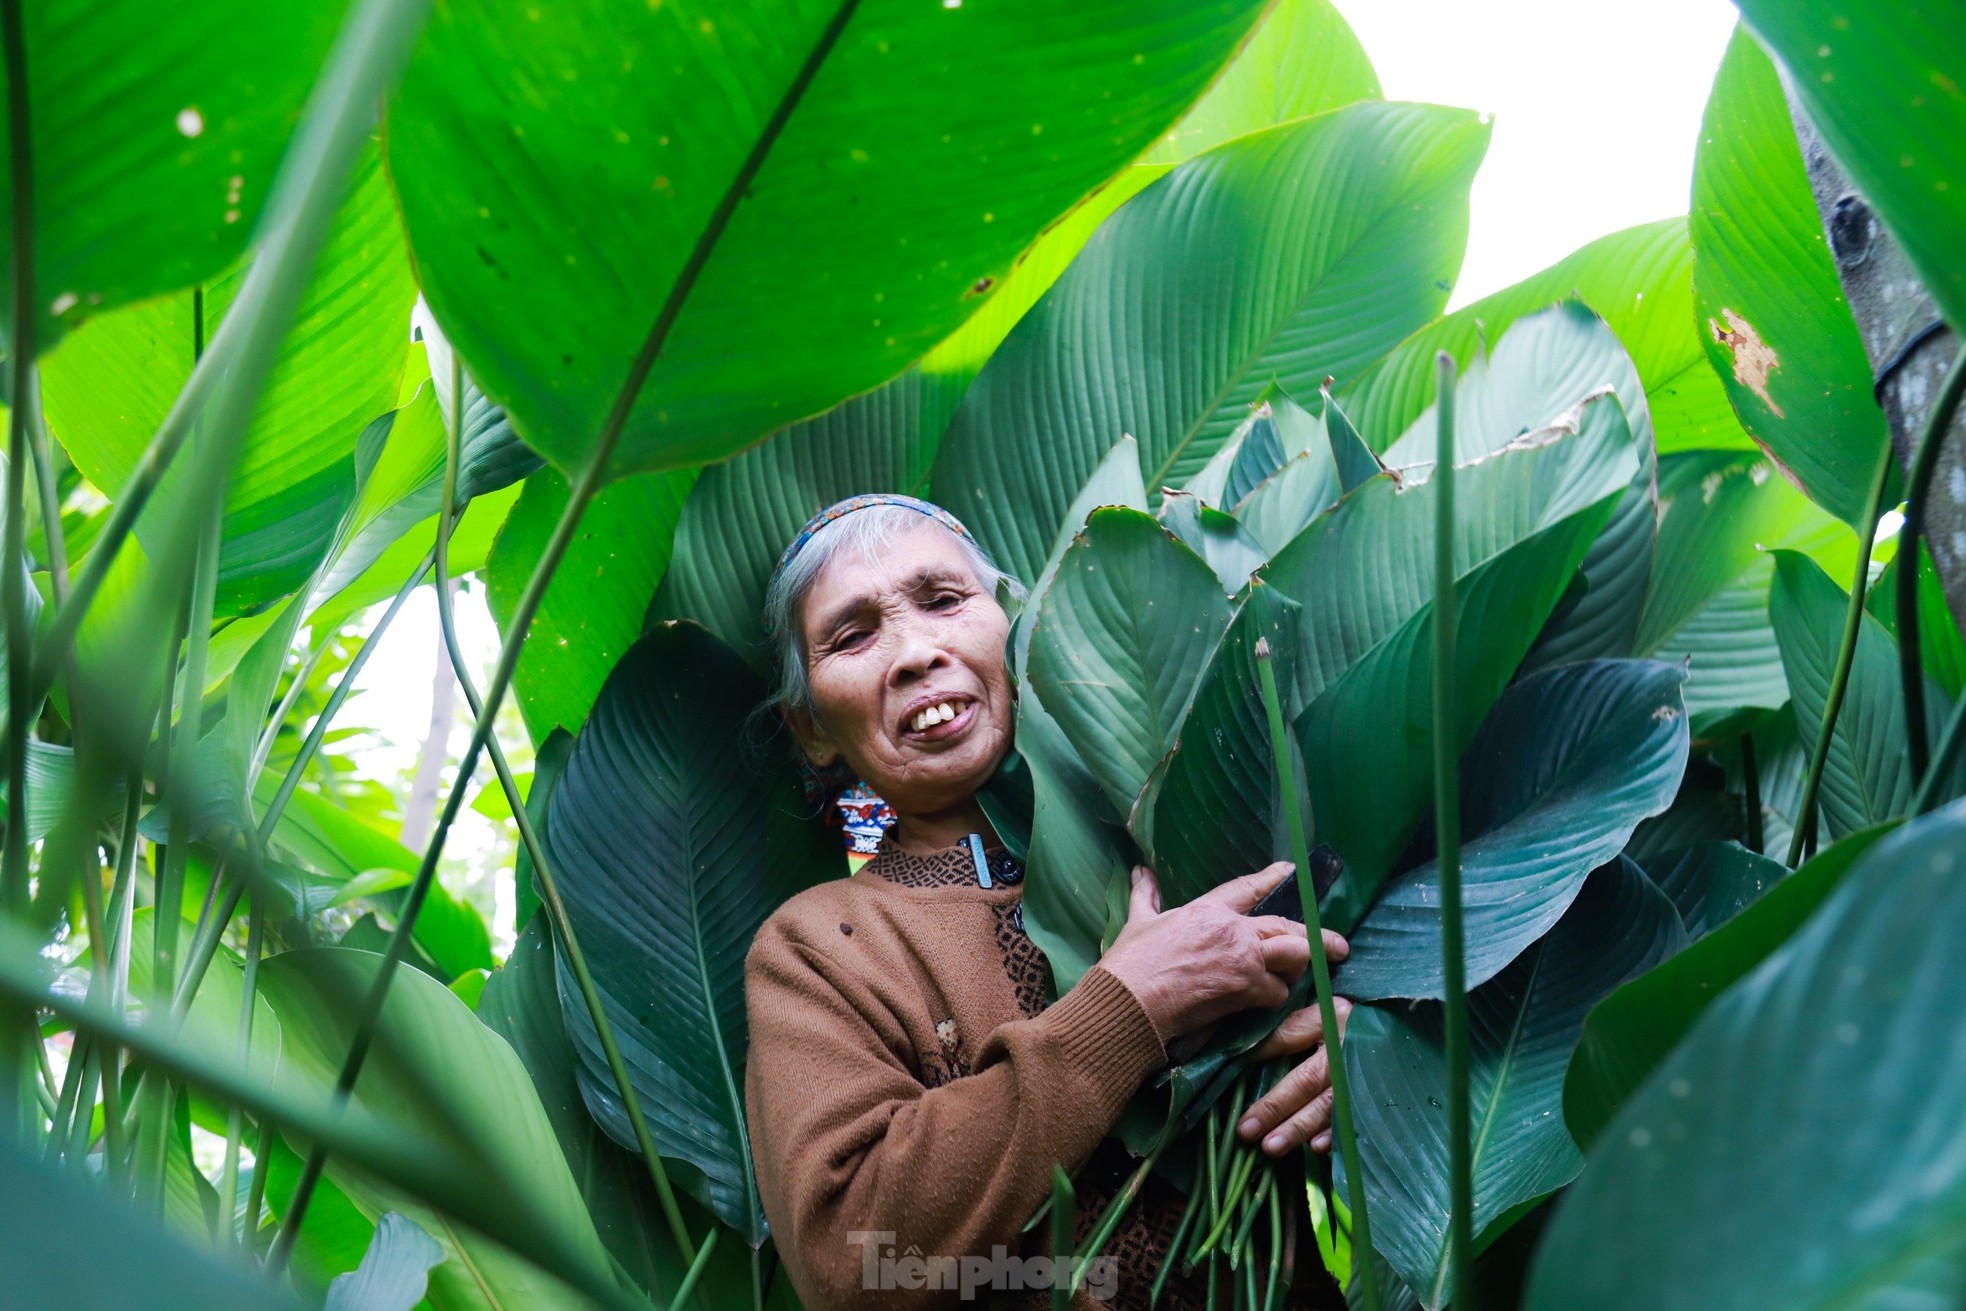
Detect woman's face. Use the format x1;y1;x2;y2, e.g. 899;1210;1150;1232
790;520;1014;820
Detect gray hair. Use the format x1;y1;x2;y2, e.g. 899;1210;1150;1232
763;503;1023;716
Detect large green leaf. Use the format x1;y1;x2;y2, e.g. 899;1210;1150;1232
1342;218;1748;458
388;0;1274;479
323;1213;445;1311
1870;548;1966;700
1563;824;1891;1152
1770;551;1965;838
1337;660;1690;1001
1137;0;1379;164
253;776;493;978
258;948;621;1311
1690;26;1889;527
1639;839;1791;942
0;1135;297;1309
1026;507;1232;820
1635;450;1830;725
0;0;347;354
1269;306;1639;710
1347;859;1685;1308
933;101;1489;581
479;920;748;1305
42;145;418;616
1132;580;1300;906
653;370;956;667
545;621;838;1239
1525;802;1966;1310
1007;442;1152;991
486;464;697;743
1737;0;1966;331
1267;308;1642;919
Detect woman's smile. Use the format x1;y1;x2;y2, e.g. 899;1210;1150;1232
900;694;977;741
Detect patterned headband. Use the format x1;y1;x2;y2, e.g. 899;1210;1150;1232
770;493;979;590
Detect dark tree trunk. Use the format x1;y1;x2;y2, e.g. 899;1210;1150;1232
1787;88;1966;637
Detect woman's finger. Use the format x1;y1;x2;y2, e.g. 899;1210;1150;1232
1251;1007;1324;1061
1256;933;1310;979
1238;1046;1330;1140
1200;861;1295;912
1258;1088;1336;1156
1322;930;1351;963
1250;915;1308;940
1127;866;1162;921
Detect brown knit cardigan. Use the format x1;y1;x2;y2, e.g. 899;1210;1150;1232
744;834;1220;1310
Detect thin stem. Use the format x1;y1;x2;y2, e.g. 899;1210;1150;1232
1070;1131;1173;1290
1152;1147;1205;1309
1432;353;1475;1311
22;375;65;604
0;0;38;1139
1894;339;1966;783
251;633;331;786
1253;645;1378;1311
243;1118;273;1249
664;1229;720;1311
1787;442;1897;867
1741;732;1764;855
433;352;694;1264
269;0;868;1267
1912;692;1966;816
1050;1164;1076;1311
156;497;222;998
216;902;265;1244
172;552;431;1019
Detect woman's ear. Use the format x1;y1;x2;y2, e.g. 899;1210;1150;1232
783;706;842;770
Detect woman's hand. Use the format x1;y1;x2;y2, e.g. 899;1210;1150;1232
1236;990;1353;1156
1098;863;1332;1043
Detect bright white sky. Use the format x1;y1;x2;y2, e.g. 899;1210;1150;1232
1346;0;1739;308
342;0;1743;953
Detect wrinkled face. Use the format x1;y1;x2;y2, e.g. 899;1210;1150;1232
790;521;1014;819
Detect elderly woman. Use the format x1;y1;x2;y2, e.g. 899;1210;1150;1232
744;495;1351;1310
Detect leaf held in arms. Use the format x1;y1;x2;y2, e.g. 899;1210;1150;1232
544;621;838;1240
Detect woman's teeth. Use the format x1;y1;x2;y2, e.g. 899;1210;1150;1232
910;702;960;732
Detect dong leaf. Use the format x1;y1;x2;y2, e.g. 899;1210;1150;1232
654;370;958;668
323;1214;445;1311
1869;549;1966;700
1770;551;1965;838
256;948;623;1311
545;621;838;1240
1026;508;1231;819
1269;305;1640;709
933;101;1489;581
1563;824;1891;1152
1135;581;1301;906
1690;26;1889;526
1634;450;1852;730
1269;308;1643;918
0;0;346;354
388;0;1274;479
1337;660;1689;1001
1157;491;1268;594
1013;688;1131;998
486;464;698;743
1525;803;1966;1311
1137;0;1380;164
1343;218;1747;459
1347;859;1685;1308
0;1135;297;1310
1737;0;1966;330
479;921;747;1304
42;145;418;616
1639;839;1790;941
